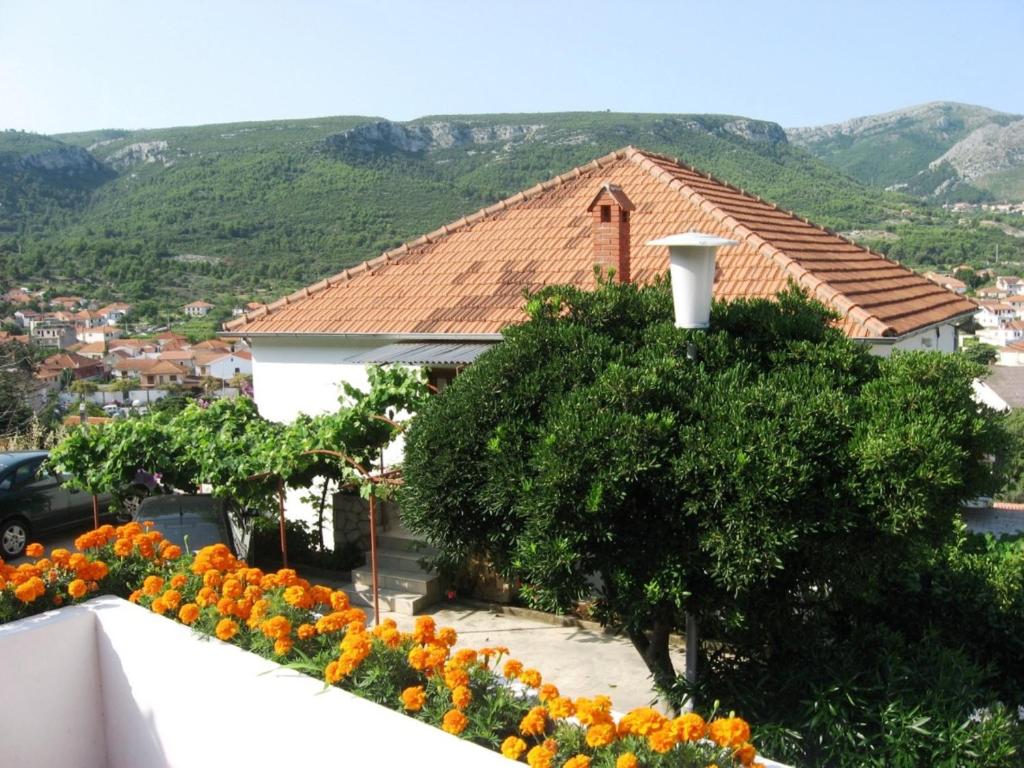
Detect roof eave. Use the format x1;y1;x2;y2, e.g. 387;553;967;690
852;310;978;344
219;330;505;343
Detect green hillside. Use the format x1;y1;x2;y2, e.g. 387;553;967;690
787;102;1024;202
1;111;1022;310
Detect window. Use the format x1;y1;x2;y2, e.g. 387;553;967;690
427;367;459;394
600;205;611;223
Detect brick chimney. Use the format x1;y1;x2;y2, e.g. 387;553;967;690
586;183;635;283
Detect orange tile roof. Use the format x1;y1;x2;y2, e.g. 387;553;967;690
225;147;977;340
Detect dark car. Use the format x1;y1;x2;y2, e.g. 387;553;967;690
134;494;251;558
0;451;114;558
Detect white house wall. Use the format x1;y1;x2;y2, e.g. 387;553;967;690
867;323;957;357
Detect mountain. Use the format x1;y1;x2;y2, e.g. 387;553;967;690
1;110;1021;311
787;102;1024;201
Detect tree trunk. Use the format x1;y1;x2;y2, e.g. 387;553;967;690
626;619;676;693
316;478;331;551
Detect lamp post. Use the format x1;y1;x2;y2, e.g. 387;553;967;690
647;231;737;696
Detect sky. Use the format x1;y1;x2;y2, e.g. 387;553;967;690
0;0;1021;135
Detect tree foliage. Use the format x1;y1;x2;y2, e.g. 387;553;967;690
48;366;427;511
400;279;1006;691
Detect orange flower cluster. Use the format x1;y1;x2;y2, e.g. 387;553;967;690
2;525;766;768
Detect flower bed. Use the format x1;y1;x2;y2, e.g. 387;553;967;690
0;524;768;768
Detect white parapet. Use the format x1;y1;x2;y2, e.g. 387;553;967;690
0;597;509;768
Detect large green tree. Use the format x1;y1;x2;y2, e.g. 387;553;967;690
400;279;1006;691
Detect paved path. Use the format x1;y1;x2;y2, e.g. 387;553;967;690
380;602;685;713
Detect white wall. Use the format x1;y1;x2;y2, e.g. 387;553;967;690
251;337;381;423
0;598;512;768
867;323;957;357
208;353;252;380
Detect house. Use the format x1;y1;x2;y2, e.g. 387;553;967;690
13;309;41;328
194;349;252;381
36;351;105;383
70;309;104;329
31;319;77;350
155;331;188;348
157;349;196;372
977;321;1024;348
78;325;124;345
112;357;156;381
96;303;132;325
1005;296;1024;319
48;295;85;310
224;146;978;425
976;300;1016;328
183;301;214;318
2;288;34;305
923;271;968;294
996;276;1024;295
140;360;190;388
77;341;108;361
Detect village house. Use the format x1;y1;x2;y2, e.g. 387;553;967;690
76;341;108;361
976;300;1016;328
48;295;85;310
96;302;132;326
30;319;77;350
194;349;252;381
183;300;215;318
977;320;1024;348
78;324;124;345
224;146;978;425
923;271;968;295
35;351;105;384
996;276;1024;295
140;360;190;388
13;309;41;328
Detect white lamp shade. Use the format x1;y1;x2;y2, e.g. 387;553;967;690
647;233;738;329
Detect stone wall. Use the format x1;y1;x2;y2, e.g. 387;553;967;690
332;491;403;551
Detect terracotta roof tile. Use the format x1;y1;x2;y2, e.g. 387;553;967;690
225;147;978;340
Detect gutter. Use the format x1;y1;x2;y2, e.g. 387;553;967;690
853;310;978;346
218;331;505;343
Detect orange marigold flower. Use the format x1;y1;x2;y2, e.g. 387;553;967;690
215;618;239;641
274;637;294;656
216;596;235;616
67;579;88;599
50;548;70;566
196;586;217;607
734;742;758;766
14;576;45;603
576;696;614;727
401;685;426;711
221;578;243;599
648;726;677;754
708;717;751;749
501;736;527;760
437;626;458;647
169;573;187;589
526;739;557;768
283;585;311;609
315;611;349;635
329;590;349;610
519;705;548;737
518;667;542;688
203;570;223;589
297;623;317;641
309;584;332;605
142;575;164;596
25;543;44;558
413;615;435;644
451;684;472;710
452;648;478;667
441;709;468;735
503;659;524;679
162;544;182;560
618;706;666;737
161;589;181;609
325;661;344;685
586;722;617;748
128;589;142;604
538;683;559;702
408;646;430;672
113;538;133;557
547;696;575;720
563;756;591;768
673;712;707;742
261;615;292;641
443;662;469;690
151;597;169;615
616;754;639;768
178;603;200;625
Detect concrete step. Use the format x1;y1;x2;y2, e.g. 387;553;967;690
352;566;441;599
342;583;436;616
373;547;435;573
376;530;436;555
